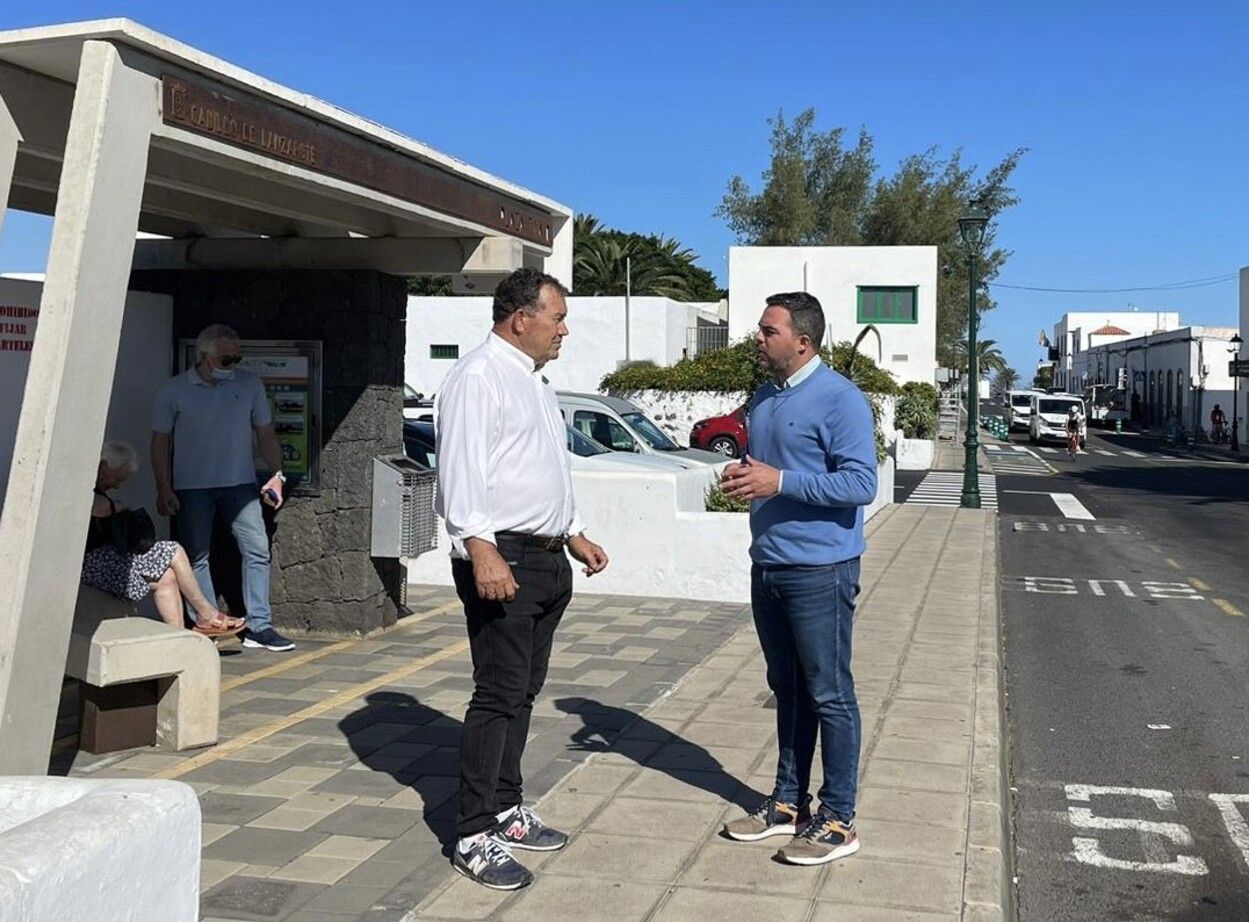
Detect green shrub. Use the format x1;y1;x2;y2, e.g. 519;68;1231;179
705;482;750;513
895;382;939;440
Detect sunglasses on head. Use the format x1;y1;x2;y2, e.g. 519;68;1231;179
218;354;244;367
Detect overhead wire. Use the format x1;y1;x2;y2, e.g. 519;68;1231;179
987;273;1237;294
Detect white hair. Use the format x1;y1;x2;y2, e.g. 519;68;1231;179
196;323;240;359
100;439;139;474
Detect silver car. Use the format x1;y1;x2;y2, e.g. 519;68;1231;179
557;392;727;468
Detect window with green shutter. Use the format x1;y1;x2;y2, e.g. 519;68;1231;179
429;344;460;359
856;286;918;324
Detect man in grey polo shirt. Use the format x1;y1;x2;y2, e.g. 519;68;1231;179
150;323;295;652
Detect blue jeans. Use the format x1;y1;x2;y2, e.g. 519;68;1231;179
177;484;272;632
751;559;861;822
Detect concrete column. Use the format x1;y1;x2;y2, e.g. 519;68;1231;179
0;42;157;774
544;214;573;289
0;91;21;246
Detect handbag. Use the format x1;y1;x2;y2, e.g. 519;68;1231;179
95;491;156;555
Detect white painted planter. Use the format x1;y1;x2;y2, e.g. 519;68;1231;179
0;778;201;922
409;459;894;604
895;433;935;471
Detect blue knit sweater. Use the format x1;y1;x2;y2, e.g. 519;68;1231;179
746;362;878;566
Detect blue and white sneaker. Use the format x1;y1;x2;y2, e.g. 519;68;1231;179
492;805;569;852
451;833;533;890
241;627;296;652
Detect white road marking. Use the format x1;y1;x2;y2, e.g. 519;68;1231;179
1065;784;1209;876
1088;580;1135;597
1008;577;1207;601
1011;521;1136;535
1141;581;1204;601
904;472;998;508
1123;450;1146;458
1209;794;1249;871
1051;493;1095;520
1146;724;1172;730
1039;446;1059;454
1094;449;1116;456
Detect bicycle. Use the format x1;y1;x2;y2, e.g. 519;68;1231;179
1066;427;1080;459
1210;422;1229;445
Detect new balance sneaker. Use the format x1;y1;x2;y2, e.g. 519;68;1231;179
492;805;569;852
776;811;860;865
241;627;296;652
723;794;813;842
451;834;533;890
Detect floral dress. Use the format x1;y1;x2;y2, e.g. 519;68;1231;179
81;492;177;602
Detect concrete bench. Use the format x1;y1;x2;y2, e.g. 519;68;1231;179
65;585;220;751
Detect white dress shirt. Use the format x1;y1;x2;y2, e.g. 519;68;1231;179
434;333;583;560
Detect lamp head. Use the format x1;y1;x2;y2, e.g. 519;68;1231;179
957;200;990;250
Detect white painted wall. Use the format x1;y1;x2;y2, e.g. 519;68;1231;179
728;246;938;387
0;777;200;921
0;278;172;530
1082;325;1239;432
1053;310;1182;392
406;296;723;397
409;460;894;603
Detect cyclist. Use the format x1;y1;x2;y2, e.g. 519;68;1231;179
1211;404;1228;443
1066;406;1082;458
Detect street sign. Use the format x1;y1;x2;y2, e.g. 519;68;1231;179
1229;359;1249;377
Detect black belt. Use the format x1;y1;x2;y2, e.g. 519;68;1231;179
496;531;568;552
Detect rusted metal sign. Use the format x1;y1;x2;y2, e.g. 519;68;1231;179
162;75;554;246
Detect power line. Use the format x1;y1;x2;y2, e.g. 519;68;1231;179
988;273;1237;294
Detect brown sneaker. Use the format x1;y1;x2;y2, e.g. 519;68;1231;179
723;795;812;842
776;811;860;865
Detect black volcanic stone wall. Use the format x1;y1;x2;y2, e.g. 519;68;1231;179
130;269;406;636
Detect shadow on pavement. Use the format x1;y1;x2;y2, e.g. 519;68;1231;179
340;691;461;847
554;695;762;813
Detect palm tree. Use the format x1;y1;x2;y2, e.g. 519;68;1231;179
993;367;1019;398
954;339;1008;378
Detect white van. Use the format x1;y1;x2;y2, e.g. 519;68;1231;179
1029;393;1086;447
1007;389;1041;431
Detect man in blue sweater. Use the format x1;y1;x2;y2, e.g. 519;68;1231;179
720;291;877;866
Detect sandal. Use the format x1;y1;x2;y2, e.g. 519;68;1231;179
193;610;245;637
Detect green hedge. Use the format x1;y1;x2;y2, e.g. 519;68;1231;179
602;338;898;463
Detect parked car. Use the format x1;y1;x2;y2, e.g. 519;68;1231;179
403;419;689;474
689;405;748;458
404;384;433;422
565;425;688;471
1006;389;1042;431
1028;393;1087;447
557;392;726;468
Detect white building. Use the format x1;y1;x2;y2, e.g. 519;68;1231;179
728;246;938;387
1049;310;1181;393
1082;326;1239;432
406;295;725;396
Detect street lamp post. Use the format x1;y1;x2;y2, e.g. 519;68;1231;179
958;201;990;509
1231;333;1243;452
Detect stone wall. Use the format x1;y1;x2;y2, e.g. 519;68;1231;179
130;270;406;636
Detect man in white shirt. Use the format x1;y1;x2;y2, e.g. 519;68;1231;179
436;268;609;891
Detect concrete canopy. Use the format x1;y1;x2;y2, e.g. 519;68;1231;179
0;18;573;281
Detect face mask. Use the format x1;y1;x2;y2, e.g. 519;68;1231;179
211;366;235;381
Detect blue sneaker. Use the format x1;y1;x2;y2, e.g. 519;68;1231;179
452;834;533;890
492;805;569;852
241;627;296;652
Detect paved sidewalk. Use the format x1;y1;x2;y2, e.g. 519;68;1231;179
415;503;1009;922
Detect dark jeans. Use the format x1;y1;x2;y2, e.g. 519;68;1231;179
752;558;861;823
451;537;572;838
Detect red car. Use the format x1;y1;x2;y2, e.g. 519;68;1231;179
689;405;748;458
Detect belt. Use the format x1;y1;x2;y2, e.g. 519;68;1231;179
496;531;568;552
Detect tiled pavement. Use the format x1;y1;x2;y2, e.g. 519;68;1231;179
60;502;1007;921
62;584;751;921
413;503;1008;922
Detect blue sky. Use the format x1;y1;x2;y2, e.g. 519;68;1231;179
1;0;1245;377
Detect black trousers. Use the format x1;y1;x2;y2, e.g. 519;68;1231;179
451;536;573;838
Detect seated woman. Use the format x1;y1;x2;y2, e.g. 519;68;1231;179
83;439;244;636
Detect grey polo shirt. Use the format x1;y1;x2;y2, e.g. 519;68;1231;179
152;368;271;490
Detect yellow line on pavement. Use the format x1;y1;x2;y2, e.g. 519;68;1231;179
220;600;461;692
151;636;470;780
1189;578;1212;592
1165;558;1181;570
1212;598;1245;618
